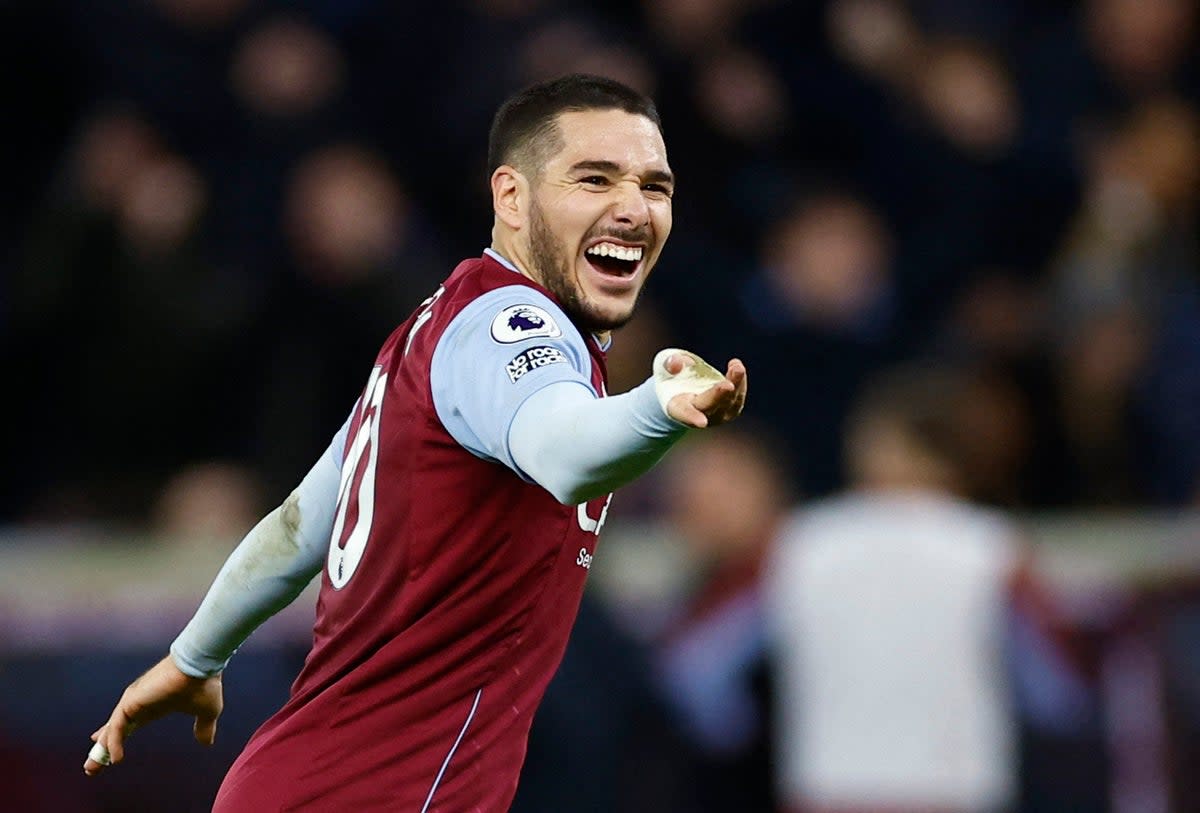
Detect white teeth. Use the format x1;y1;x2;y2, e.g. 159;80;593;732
586;242;643;262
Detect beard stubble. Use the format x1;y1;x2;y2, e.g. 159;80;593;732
527;198;644;334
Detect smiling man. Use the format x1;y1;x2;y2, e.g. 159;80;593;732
84;75;747;811
495;106;674;335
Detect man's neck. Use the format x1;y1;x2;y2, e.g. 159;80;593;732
488;235;537;283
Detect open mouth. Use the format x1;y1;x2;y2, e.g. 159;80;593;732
584;241;644;278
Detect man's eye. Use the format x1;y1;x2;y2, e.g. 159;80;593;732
643;183;672;196
581;176;610;186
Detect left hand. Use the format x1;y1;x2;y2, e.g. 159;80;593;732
84;654;224;776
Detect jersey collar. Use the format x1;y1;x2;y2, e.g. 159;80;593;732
483;248;612;351
484;247;521;274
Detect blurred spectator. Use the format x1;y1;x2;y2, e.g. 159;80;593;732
655;428;794;813
720;189;900;496
1018;0;1199;189
212;14;354;274
229;17;344;121
871;35;1069;335
1052;99;1200;317
152;462;263;546
943;272;1045;365
421;0;558;249
149;0;248;30
684;45;798;240
283;145;416;287
954;366;1036;508
827;0;923;89
1084;0;1198;96
250;144;446;496
1045;305;1152;506
1044;99;1200;504
641;0;748;59
13;108;257;523
692;47;791;148
518;17;657;96
915;38;1019;160
117;153;209;257
62;0;248;157
767;366;1034;813
935;271;1070;508
763;193;894;332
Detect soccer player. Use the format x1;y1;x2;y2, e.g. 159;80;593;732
83;74;748;811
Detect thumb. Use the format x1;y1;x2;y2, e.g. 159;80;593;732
194;713;218;746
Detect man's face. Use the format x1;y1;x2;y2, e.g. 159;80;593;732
525;109;674;333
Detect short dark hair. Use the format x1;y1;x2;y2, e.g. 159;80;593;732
487;74;662;177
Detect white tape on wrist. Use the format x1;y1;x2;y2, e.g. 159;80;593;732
88;741;112;765
652;348;727;413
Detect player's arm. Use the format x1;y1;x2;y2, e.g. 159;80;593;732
84;422;347;776
508;351;746;503
431;289;747;505
169;425;345;677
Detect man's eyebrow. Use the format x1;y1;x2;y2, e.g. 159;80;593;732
643;169;675;186
568;160;622;175
568;160;675;185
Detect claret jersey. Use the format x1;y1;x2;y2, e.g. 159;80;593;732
214;251;613;812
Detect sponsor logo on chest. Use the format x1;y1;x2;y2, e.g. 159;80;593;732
576;547;594;570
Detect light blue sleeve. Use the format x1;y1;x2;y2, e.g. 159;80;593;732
170;415;350;677
509;378;687;504
430;286;596;477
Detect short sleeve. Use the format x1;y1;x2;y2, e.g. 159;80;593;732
430;286;597;476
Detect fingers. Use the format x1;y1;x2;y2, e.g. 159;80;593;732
667;381;731;428
727;358;747;393
84;738;111;776
84;715;133;775
688;378;735;414
667;396;710;428
723;359;747;421
84;702;145;775
194;711;218;746
695;359;745;425
84;730;108;775
84;724;110;775
102;707;135;765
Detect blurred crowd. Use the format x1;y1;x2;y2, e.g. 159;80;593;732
3;0;1200;526
3;0;1200;810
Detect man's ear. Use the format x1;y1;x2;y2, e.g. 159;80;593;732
491;165;527;231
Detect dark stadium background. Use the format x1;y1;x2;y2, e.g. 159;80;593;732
2;0;1199;810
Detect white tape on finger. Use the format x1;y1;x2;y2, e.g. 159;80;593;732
652;348;727;413
88;741;112;766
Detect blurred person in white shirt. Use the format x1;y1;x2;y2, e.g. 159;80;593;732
767;365;1054;813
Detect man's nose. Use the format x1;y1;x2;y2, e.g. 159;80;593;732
611;181;650;227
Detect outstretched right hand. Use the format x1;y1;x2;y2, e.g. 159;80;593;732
658;352;748;429
662;357;744;429
84;654;223;776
